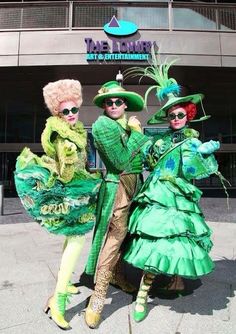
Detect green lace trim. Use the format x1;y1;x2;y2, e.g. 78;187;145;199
56;292;71;314
170;127;199;143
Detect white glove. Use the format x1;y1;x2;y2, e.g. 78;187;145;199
197;140;220;154
128;116;142;132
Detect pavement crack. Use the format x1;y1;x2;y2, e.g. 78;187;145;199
0;322;29;331
46;261;56;280
128;304;132;334
175;313;184;333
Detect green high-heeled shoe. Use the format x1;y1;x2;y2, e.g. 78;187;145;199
133;293;148;322
133;272;155;322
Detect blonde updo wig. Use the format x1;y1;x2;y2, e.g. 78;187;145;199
43;79;83;115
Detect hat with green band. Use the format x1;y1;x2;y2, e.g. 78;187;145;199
93;81;144;111
147;92;209;124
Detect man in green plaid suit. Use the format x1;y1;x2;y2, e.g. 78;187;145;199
85;80;149;328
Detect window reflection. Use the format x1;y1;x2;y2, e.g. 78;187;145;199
173;7;216;30
204;116;232;143
0;104;6;143
86;129;96;169
0;152;20;195
35;107;48;142
6;102;35;143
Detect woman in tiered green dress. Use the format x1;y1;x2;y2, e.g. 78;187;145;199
123;59;220;322
14;79;100;330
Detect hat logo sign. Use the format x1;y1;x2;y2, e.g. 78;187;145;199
103;16;138;36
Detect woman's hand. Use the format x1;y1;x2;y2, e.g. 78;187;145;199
64;140;77;155
128;116;142;132
197;140;220;154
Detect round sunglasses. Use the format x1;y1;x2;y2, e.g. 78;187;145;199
168;112;187;120
60;107;79;116
105;99;125;107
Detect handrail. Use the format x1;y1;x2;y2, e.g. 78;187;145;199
0;1;235;32
0;1;68;6
0;1;235;7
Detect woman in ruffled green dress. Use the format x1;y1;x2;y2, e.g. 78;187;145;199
123;58;220;322
14;79;101;330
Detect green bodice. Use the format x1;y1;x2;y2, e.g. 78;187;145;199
155;128;217;177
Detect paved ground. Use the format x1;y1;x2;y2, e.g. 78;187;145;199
0;198;236;334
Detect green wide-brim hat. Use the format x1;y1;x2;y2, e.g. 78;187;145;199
93;81;144;111
147;93;208;124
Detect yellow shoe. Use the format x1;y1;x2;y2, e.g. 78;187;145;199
85;268;112;328
67;282;80;295
44;293;71;330
84;295;104;329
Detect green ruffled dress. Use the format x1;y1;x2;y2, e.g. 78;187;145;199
14;116;101;236
124;127;218;279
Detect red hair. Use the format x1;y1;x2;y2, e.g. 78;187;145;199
169;102;197;121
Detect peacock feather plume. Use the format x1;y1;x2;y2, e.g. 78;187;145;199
123;47;180;107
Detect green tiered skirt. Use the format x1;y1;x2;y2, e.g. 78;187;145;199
15;165;101;236
124;176;214;279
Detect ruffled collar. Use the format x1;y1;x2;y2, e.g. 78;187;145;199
41;116;87;157
168;126;199;143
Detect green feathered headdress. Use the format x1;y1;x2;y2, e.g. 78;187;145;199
123;48;210;124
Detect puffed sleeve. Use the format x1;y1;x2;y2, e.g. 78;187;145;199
181;138;218;180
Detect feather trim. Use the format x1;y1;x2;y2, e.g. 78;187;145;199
123;47;180;105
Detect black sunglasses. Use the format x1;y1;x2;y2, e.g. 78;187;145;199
168;112;187;120
105;99;125;107
60;107;79;116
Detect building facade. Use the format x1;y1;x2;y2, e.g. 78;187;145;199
0;0;236;196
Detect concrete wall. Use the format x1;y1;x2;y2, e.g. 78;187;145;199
0;30;236;67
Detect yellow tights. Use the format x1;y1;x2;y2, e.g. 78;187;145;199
55;235;85;294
